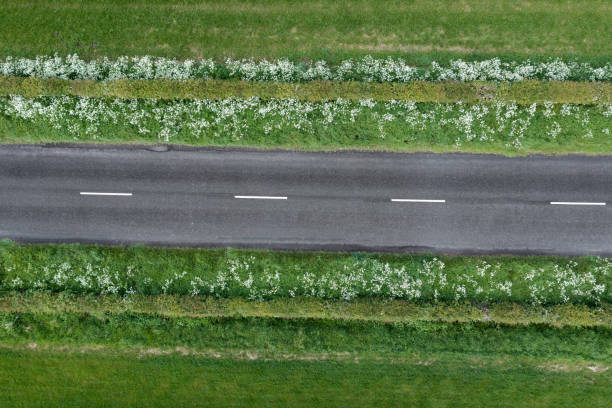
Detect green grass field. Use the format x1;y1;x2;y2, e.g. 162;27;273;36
2;348;609;408
1;0;610;64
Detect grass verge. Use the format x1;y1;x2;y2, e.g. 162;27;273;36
1;76;610;104
1;242;610;304
1;98;610;155
1;347;609;408
0;1;610;63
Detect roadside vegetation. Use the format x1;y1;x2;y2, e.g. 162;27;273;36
2;242;610;304
0;55;609;154
0;3;610;155
1;242;611;406
2;312;610;362
2;55;610;82
1;97;610;154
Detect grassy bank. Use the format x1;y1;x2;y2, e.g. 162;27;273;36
1;312;610;361
2;76;610;104
2;348;609;408
0;1;610;63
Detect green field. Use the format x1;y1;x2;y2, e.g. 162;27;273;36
1;291;610;407
0;0;610;64
2;348;609;408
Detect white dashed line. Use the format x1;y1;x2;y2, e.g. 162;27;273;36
550;201;606;206
234;195;287;200
391;198;446;203
80;192;133;196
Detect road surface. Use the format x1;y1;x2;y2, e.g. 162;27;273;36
1;144;611;255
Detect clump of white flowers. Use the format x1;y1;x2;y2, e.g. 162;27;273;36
524;260;609;304
4;262;135;295
1;96;608;149
1;54;610;82
2;254;609;305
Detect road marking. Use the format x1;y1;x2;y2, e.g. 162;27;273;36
550;201;606;206
80;192;133;196
234;195;287;200
391;198;446;203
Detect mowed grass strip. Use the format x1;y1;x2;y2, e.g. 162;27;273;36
1;293;610;328
1;312;611;362
0;1;610;63
1;348;610;408
1;76;610;104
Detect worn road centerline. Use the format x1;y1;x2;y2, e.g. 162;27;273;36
550;201;606;206
391;198;446;203
80;192;133;197
234;195;287;200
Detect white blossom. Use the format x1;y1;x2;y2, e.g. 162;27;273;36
1;54;609;82
2;96;607;150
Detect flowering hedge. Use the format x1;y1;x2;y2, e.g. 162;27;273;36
1;55;610;82
1;244;610;305
1;96;609;150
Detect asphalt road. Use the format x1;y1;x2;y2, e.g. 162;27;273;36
1;144;611;255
